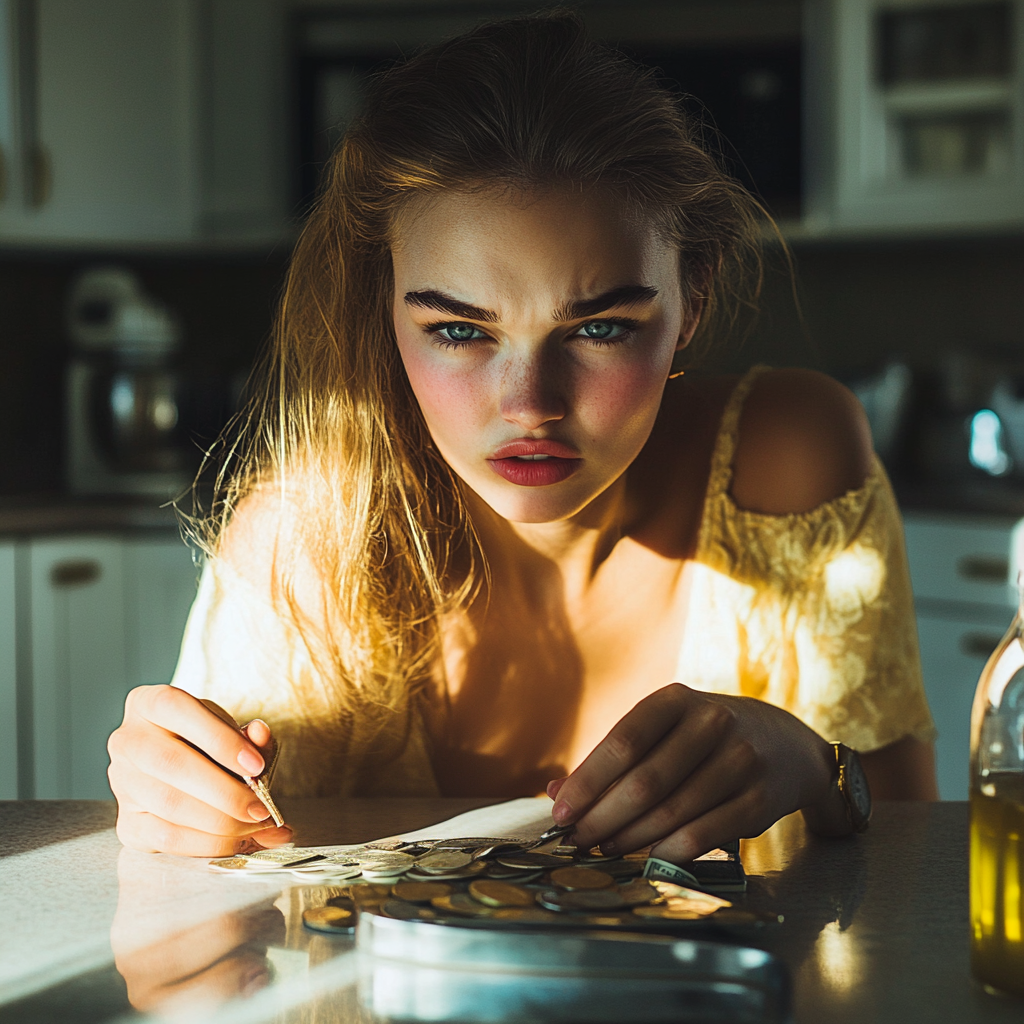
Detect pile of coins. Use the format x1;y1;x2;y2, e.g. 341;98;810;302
207;828;774;935
299;859;751;935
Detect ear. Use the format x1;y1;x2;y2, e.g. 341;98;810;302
676;290;706;351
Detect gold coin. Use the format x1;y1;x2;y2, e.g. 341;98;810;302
549;866;614;891
491;907;558;922
346;883;394;902
392;881;453;903
303;906;355;932
415;850;474;873
208;857;251;871
631;904;705;920
468;879;535;908
617;879;659;906
431;893;496;918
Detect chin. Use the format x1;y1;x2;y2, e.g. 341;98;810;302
470;478;609;525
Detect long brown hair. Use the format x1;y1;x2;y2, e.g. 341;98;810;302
197;11;768;724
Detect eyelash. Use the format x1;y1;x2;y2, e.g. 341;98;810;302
422;318;641;350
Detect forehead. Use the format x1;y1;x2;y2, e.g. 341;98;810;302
390;187;677;301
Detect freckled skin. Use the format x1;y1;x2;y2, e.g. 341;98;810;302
392;189;692;526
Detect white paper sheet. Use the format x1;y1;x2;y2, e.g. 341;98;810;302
384;797;557;844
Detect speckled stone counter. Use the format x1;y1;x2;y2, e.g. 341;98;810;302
0;799;1020;1023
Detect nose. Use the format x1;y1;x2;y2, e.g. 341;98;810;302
498;349;567;431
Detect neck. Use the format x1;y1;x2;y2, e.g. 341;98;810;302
466;477;630;603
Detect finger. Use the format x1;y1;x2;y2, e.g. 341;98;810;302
649;788;771;864
128;952;269;1013
552;685;693;824
242;718;272;751
116;907;262;993
116;808;292;857
546;777;567;800
132;685;265;777
108;759;271;835
588;743;754;856
113;725;267;824
569;707;729;848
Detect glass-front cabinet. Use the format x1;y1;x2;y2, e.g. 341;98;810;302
805;0;1024;233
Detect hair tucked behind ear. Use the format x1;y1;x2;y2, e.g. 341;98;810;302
188;10;770;726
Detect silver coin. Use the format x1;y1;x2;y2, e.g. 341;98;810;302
536;888;629;912
352;850;415;870
496;852;571;869
404;860;487;882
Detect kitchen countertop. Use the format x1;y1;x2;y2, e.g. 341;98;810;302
0;798;1019;1023
0;495;182;535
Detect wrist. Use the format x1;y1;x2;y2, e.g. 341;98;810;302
802;740;853;837
801;741;873;837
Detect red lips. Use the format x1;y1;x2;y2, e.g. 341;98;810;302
487;438;582;486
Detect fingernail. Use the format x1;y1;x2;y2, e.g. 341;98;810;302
546;777;567;798
248;801;271;822
552;799;573;824
238;749;264;776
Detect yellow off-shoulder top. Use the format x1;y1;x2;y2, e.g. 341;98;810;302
171;367;936;797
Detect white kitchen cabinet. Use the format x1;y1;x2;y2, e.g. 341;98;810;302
0;0;288;247
903;511;1017;800
28;536;129;800
0;542;17;799
805;0;1024;235
19;533;197;801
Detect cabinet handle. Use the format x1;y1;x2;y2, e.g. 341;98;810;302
956;555;1009;584
51;559;102;588
960;632;1003;659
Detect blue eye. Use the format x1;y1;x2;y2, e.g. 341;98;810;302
577;321;632;342
435;323;486;344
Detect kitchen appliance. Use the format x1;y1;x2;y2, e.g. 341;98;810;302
66;267;193;498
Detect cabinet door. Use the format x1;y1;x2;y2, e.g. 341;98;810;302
903;512;1016;609
125;537;199;689
0;0;199;244
29;537;128;800
917;609;1008;801
0;542;17;799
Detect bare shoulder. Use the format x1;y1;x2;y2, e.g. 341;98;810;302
730;368;874;515
216;478;328;624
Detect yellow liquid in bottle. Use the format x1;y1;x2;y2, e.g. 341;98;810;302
971;776;1024;997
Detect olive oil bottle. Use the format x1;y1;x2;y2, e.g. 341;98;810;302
970;593;1024;997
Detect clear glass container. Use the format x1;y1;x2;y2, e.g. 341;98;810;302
970;588;1024;996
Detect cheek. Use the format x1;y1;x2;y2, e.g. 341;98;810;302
397;336;491;441
578;355;667;440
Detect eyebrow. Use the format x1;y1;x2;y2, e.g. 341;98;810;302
403;285;659;324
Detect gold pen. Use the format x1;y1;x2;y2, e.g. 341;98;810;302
240;736;284;827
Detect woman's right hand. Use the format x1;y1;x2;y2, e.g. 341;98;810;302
107;684;294;856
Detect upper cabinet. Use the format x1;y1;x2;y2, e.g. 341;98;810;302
0;0;289;247
805;0;1024;234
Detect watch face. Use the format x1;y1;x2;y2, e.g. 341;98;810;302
841;748;872;825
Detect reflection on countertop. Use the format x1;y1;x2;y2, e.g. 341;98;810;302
2;799;1021;1024
0;494;182;534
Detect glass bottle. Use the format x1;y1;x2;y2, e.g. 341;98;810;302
970;585;1024;997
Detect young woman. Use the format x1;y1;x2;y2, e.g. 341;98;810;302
107;13;938;860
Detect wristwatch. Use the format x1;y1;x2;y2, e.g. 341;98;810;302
831;742;872;833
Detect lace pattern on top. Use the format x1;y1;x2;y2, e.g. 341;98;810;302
681;366;935;752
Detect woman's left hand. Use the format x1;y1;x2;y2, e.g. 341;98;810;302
547;683;836;862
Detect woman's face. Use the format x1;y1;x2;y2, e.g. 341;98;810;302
391;187;694;525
